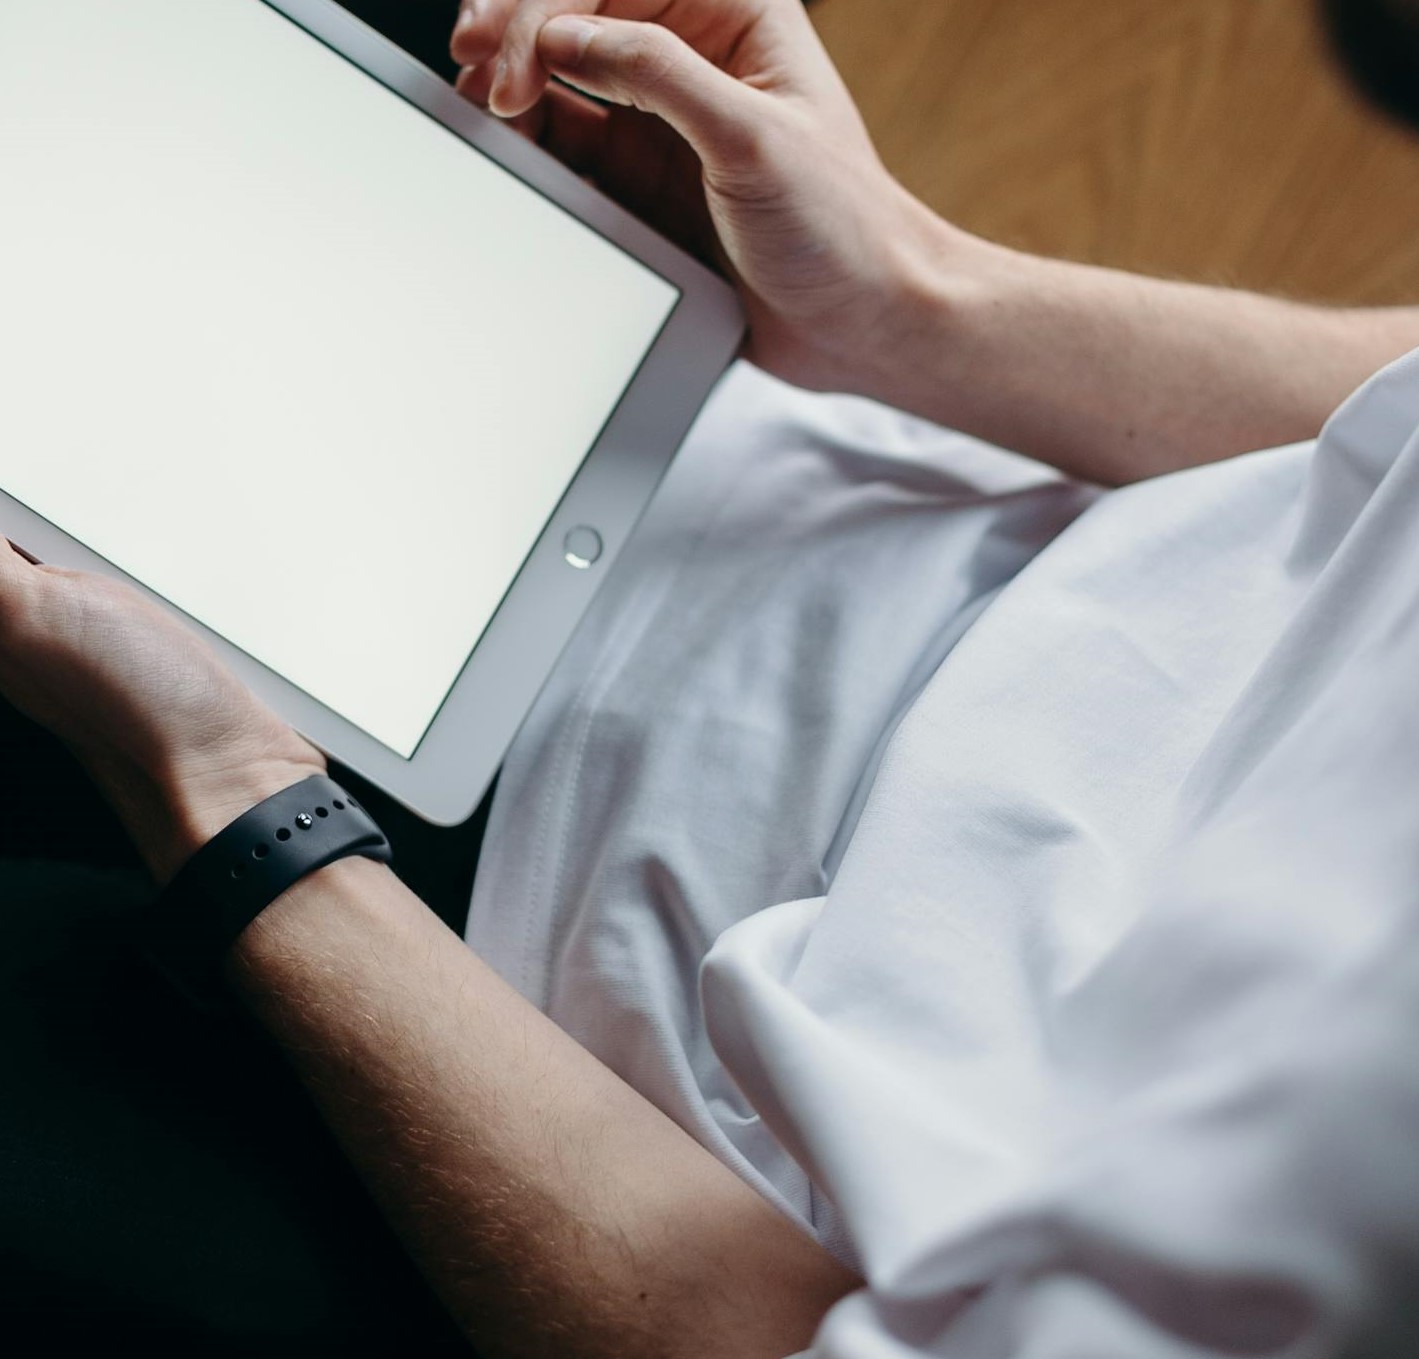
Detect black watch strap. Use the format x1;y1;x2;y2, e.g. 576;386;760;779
143;774;393;1010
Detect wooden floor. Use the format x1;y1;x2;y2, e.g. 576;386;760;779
811;0;1419;305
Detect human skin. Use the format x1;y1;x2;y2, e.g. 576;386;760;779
452;0;1419;485
3;0;1419;1353
0;540;861;1359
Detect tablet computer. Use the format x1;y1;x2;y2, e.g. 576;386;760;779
0;0;744;825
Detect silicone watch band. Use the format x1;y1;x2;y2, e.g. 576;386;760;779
143;774;393;1010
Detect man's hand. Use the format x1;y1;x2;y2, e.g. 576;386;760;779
452;0;1419;484
0;535;860;1357
450;0;948;396
0;539;324;881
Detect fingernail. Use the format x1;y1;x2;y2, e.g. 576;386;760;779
539;16;598;69
488;57;513;113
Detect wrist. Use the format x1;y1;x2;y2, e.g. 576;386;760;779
89;742;329;885
860;206;1022;420
141;773;396;1011
161;754;331;882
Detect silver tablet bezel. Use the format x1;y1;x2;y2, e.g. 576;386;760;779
0;0;744;826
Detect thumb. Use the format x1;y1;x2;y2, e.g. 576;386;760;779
537;16;763;170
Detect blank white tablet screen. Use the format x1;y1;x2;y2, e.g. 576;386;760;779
0;0;679;758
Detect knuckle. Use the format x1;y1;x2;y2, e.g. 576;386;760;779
518;2;573;50
506;7;539;50
623;30;680;91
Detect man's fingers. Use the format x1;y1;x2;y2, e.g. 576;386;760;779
536;16;763;170
488;0;603;118
455;61;499;108
450;0;520;68
458;62;553;144
459;58;607;158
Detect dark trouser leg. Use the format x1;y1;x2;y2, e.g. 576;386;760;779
0;703;491;1354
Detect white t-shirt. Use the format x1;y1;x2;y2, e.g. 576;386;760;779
467;349;1419;1356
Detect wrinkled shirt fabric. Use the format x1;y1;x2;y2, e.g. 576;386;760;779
468;350;1419;1356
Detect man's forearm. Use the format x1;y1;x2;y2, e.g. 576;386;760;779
869;221;1419;485
224;855;859;1358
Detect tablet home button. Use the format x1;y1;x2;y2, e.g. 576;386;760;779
563;526;603;570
